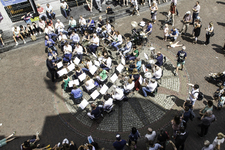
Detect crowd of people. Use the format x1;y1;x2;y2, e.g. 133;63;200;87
1;0;225;149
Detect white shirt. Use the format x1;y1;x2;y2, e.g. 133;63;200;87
112;88;124;100
117;34;123;44
213;137;224;148
106;57;112;68
55;22;65;30
147;81;157;92
164;27;169;36
189;88;199;102
85;79;95;91
201;144;213;150
92;37;99;46
74;46;83;54
206;25;214;34
103;98;113;110
87;61;93;69
145;131;156;141
172;0;177;5
46;5;53;12
58;34;67;41
44;26;54;34
12;26;20;32
193;4;200;13
154;68;162;79
105;24;111;33
70;33;80;43
124;82;135;91
79;18;86;26
63;45;72;54
61;2;68;9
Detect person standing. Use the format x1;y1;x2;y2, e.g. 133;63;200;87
145;128;156;149
95;0;102;12
192;1;200;24
130;0;140;16
46;56;57;82
167;2;176;26
150;2;158;24
212;133;225;150
204;22;214;46
175;127;189;150
197;110;216;137
128;127;141;148
187;83;199;107
175;46;187;76
180;11;192;35
60;0;70;19
113;134;126;150
193;19;202;44
201;140;214;150
163;24;169;41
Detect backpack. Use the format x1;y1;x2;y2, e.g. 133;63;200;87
178;52;185;62
195;91;204;100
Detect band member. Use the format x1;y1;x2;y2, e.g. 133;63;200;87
89;34;99;54
119;37;132;56
102;21;111;39
87;17;95;32
96;16;104;35
82;31;91;47
79;16;87;34
111;31;123;51
107;26;116;41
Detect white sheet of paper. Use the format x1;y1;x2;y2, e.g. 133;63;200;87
78;73;86;81
149;59;155;64
139;75;143;84
74;79;79;85
150;47;155;51
110;73;118;83
144;53;148;60
74;57;80;65
57;62;63;68
142;64;147;73
57;68;68;77
79;99;89;110
68;81;74;87
116;63;124;73
99;84;109;95
90;90;100;100
121;56;126;65
92;52;97;58
94;60;100;67
89;65;98;75
67;63;75;71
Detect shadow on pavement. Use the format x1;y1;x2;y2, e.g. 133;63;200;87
212;44;225;55
216;1;225;5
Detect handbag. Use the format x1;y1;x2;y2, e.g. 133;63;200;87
210;30;215;37
31;35;36;41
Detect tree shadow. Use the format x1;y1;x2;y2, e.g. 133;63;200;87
217;22;225;27
216;1;225;5
212;44;225;55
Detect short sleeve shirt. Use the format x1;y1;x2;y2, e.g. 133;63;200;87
134;50;139;57
113;140;126;150
149;143;162;150
100;70;107;80
61;2;68;9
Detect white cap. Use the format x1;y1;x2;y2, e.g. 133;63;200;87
57;19;60;22
48;56;53;60
186;11;191;14
182;46;186;50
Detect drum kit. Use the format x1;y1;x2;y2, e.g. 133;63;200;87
130;21;148;45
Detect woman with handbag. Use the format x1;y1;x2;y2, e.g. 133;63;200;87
150;2;158;24
204;22;214;46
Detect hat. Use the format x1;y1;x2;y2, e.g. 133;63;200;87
116;134;121;140
204;140;210;146
182;46;186;50
217;133;225;139
132;68;138;74
57;19;60;22
37;3;41;7
186;11;191;14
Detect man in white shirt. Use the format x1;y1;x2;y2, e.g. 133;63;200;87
153;66;162;80
73;43;83;63
82;58;93;72
44;26;57;40
112;87;124;101
63;42;72;63
192;1;200;24
55;19;68;35
142;79;158;97
46;3;55;20
89;34;99;54
79;16;87;34
102;21;111;39
60;0;70;19
188;83;199;107
123;79;134;94
58;32;68;52
201;140;213;150
145;128;156;142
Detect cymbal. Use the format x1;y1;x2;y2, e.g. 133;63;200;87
131;21;138;28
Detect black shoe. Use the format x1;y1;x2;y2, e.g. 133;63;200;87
197;133;203;137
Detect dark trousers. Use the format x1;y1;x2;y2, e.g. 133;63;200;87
192;13;199;24
200;124;210;136
100;64;110;71
89;45;98;53
205;34;211;45
128;64;136;71
76;54;83;62
49;69;57;82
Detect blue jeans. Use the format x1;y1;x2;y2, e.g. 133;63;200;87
142;87;153;97
63;53;72;62
82;68;89;72
89;45;98;53
111;42;121;50
192;13;199;24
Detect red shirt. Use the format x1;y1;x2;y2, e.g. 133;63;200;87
170;5;176;14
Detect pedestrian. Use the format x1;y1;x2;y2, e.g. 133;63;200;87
167;2;176;26
95;0;102;12
192;1;200;24
212;132;225;150
193;19;202;44
130;0;140;16
0;33;4;47
86;0;93;12
201;140;213;150
113;134;126;150
148;141;163;150
163;24;169;41
171;115;182;137
60;0;70;19
174;127;189;150
156;129;169;150
180;11;192;35
172;0;178;16
216;93;225;110
187;83;199;107
145;128;156;143
199;100;213;117
127;127;141;148
204;22;214;46
197;110;216;137
175;46;187;76
150;2;158;24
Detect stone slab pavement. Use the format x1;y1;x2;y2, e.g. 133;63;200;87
0;0;225;149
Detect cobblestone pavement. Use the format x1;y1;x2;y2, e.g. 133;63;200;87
0;0;225;150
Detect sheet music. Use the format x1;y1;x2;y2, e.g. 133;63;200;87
110;73;118;83
90;90;100;100
57;61;63;68
89;65;98;75
94;60;100;67
121;56;126;65
67;63;75;71
92;52;97;58
68;81;74;87
99;84;109;95
139;75;143;84
74;79;79;85
144;53;148;60
116;63;124;73
57;68;68;77
74;57;80;65
79;99;89;110
78;73;86;81
149;59;155;64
